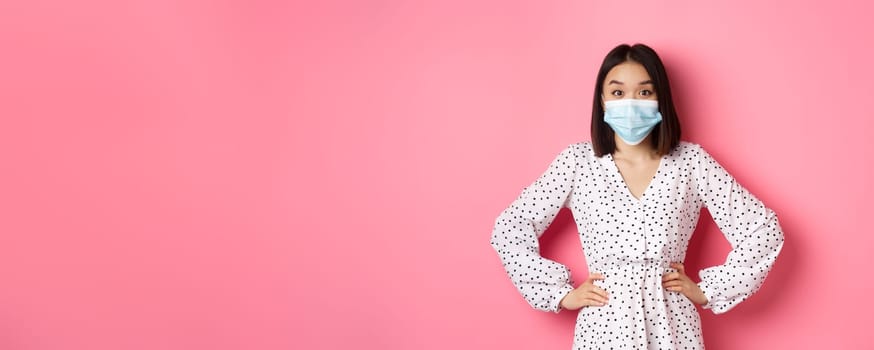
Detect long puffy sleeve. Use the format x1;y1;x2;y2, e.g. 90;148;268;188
693;146;785;314
490;145;578;313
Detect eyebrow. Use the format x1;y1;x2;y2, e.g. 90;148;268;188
607;79;654;85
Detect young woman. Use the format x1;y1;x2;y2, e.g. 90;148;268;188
490;43;784;349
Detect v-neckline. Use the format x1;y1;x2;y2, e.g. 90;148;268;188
605;153;664;202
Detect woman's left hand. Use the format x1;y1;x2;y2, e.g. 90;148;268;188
662;262;708;305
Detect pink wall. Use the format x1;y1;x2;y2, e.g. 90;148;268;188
1;0;871;349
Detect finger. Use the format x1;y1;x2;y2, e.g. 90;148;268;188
662;272;680;281
582;292;609;304
582;297;608;307
662;280;684;289
665;285;683;292
578;283;608;297
585;286;609;299
670;262;686;274
586;272;605;281
666;274;691;284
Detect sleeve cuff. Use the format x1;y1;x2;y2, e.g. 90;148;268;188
550;283;575;313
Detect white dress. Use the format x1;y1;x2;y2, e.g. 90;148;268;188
490;141;784;349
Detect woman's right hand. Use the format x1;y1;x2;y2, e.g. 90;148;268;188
559;273;609;310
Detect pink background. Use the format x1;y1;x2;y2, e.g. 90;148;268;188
1;1;872;349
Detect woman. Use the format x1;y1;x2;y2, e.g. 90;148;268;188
490;43;784;349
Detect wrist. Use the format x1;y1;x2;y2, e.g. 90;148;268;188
553;283;575;313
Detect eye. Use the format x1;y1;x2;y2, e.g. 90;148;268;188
639;89;654;97
611;90;623;97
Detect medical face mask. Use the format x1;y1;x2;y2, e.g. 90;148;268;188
603;99;663;145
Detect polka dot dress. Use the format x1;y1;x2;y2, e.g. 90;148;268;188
490;142;784;349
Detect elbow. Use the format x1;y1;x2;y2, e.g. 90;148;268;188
490;216;504;251
765;209;785;253
773;215;786;253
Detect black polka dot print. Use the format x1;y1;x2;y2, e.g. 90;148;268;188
490;142;785;349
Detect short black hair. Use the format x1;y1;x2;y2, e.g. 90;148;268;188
591;43;681;157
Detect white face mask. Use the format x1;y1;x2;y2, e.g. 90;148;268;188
603;99;663;145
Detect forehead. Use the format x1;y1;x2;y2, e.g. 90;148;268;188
604;62;652;84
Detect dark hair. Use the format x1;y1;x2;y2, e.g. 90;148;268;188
591;43;681;157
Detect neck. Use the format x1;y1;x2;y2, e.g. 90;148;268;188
613;134;658;160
